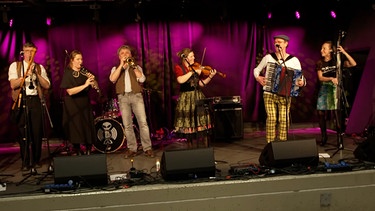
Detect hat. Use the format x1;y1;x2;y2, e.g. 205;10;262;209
273;34;290;41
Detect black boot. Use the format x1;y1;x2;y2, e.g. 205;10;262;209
73;144;83;156
85;144;92;155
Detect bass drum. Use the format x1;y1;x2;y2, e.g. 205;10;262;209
94;117;125;153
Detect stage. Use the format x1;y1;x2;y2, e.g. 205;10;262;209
1;122;375;210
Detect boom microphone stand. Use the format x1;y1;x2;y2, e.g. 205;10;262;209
36;76;54;185
276;45;293;140
16;58;40;186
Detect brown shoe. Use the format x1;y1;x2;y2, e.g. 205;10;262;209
144;149;155;158
124;150;137;159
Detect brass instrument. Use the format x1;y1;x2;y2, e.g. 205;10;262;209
126;57;136;68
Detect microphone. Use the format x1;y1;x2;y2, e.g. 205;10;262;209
20;51;24;57
275;44;281;49
180;53;187;58
64;50;69;57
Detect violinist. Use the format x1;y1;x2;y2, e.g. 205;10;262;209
174;47;217;148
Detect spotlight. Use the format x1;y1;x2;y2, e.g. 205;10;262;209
267;12;272;19
295;11;300;19
330;10;337;19
46;16;52;26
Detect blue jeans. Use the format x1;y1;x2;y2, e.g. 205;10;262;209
118;92;152;152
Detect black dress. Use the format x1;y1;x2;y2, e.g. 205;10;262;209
60;68;96;146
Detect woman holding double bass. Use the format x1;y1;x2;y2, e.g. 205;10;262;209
316;40;357;147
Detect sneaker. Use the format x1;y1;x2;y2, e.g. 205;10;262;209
144;149;155;158
124;150;137;159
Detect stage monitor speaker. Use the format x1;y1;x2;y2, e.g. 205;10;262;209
214;104;243;140
259;139;319;168
54;154;108;186
161;147;215;180
354;136;375;162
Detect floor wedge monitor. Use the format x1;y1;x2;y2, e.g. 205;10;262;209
259;139;319;168
161;147;215;180
54;154;108;187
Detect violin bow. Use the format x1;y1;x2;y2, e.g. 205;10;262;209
200;47;207;65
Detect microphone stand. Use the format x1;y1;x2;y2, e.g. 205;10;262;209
53;50;72;155
16;59;40;186
36;72;54;185
276;46;293;140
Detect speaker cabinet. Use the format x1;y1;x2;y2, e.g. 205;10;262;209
161;147;215;181
54;154;108;186
259;139;319;168
354;136;375;162
213;103;243;140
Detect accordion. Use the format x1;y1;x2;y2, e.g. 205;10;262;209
264;62;302;97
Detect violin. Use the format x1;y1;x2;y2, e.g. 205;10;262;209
189;62;227;78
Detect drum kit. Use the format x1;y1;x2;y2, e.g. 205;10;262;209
93;98;126;153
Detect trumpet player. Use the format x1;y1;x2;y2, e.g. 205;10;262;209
109;45;154;158
60;50;97;156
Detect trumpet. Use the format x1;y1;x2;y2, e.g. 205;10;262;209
125;57;136;68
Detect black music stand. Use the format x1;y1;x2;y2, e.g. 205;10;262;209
195;98;213;147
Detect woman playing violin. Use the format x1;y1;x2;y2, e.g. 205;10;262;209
174;48;217;148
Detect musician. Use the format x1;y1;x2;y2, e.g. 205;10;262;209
109;45;154;158
254;35;306;143
8;41;51;171
316;41;356;146
174;48;217;148
60;50;97;155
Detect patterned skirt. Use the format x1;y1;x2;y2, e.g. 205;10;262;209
317;81;338;110
174;90;212;139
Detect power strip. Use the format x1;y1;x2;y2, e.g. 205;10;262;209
325;161;352;172
43;183;75;193
110;173;128;181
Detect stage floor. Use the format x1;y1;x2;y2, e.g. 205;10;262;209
0;122;372;199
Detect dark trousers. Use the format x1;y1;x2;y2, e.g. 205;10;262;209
17;96;43;167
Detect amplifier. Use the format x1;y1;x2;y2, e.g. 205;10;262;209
213;103;243;140
212;96;241;105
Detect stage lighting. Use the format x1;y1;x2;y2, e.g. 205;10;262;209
330;10;337;19
295;11;300;19
46;17;52;26
267;12;272;19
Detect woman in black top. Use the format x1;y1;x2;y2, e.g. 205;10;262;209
60;50;99;155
